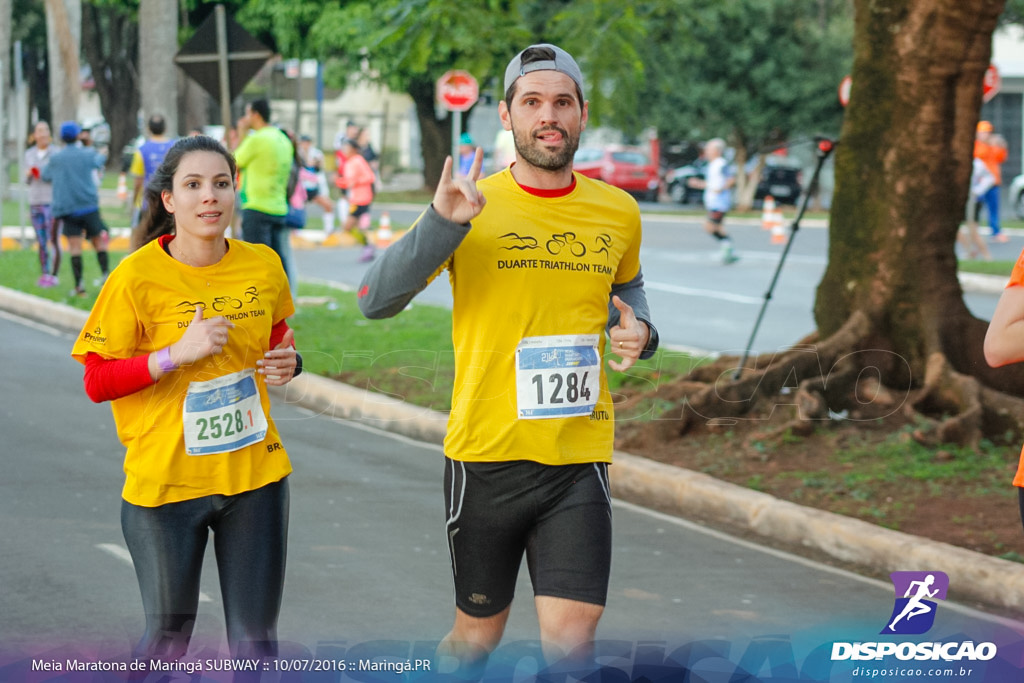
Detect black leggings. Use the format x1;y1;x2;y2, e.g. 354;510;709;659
1019;488;1024;534
121;477;289;660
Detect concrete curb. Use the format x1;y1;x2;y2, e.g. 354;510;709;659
5;285;1024;612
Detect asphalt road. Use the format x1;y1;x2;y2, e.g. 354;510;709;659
294;204;1010;357
2;309;1023;681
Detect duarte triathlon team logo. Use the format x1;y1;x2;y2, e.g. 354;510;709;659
881;571;949;635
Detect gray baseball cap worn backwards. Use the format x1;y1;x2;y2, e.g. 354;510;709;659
504;44;585;100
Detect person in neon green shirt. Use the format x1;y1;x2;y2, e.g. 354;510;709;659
233;98;294;280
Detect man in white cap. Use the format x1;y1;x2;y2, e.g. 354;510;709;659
356;44;658;676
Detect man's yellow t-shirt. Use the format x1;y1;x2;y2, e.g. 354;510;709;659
71;238;295;506
436;169;643;465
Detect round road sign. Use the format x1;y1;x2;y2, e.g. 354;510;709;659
437;70;479;112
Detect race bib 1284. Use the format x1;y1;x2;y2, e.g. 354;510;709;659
515;334;601;419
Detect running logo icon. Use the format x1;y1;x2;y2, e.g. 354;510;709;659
881;571;949;635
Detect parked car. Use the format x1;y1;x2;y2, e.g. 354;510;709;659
750;155;803;206
664;155;803;206
1009;173;1024;219
665;161;706;204
573;145;661;201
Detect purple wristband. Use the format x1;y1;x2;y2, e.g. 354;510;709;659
156;347;178;374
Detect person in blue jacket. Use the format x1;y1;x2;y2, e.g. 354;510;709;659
43;121;110;296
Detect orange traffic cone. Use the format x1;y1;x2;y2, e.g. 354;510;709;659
116;173;128;203
375;212;393;248
761;195;779;231
770;221;788;245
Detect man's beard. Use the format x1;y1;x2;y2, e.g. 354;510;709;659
511;123;580;172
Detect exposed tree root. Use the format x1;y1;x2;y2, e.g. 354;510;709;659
623;310;1024;451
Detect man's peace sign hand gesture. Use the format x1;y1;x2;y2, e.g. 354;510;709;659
432;147;486;224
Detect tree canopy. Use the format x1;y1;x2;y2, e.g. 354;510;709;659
291;0;852;189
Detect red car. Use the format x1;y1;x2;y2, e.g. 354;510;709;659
573;145;661;201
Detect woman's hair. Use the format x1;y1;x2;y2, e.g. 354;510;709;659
131;135;237;250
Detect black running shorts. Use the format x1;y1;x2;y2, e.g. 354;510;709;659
443;456;613;618
60;210;108;239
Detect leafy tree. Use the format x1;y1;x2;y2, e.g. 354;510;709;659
307;0;528;190
81;0;139;168
305;0;656;189
640;0;1023;451
12;0;51;126
639;0;853;207
814;0;1022;442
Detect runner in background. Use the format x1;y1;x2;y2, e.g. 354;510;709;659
336;136;378;262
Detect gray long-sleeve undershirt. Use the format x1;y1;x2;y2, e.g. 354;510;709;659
357;205;659;357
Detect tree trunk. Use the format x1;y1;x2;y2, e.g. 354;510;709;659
815;0;1024;396
44;0;80;126
409;75;451;192
624;0;1024;449
138;0;178;136
0;0;10;200
80;2;138;170
0;0;11;123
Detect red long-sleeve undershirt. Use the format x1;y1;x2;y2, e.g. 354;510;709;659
83;319;293;403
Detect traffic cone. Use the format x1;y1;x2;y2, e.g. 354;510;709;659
770;222;788;245
375;212;393;248
116;173;128;203
761;195;779;231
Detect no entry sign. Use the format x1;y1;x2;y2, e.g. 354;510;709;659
983;64;1000;103
437;70;479;112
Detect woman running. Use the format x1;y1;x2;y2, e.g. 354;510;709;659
71;135;300;662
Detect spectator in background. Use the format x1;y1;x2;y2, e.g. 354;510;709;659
492;128;516;173
974;120;1008;243
43;121;110;296
357;127;381;198
233;98;294;277
458;133;476;177
77;125;104;188
130;113;176;248
280;129;308;299
297;135;337;234
960;157;994;261
25;120;60;288
336;137;377;262
333;121;361;225
357;127;380;177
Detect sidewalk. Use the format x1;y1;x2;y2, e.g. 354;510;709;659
2;284;1024;614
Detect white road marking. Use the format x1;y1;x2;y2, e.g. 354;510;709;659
0;309;70;337
610;500;1024;629
96;543;213;603
645;280;762;305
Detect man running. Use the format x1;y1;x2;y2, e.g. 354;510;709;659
356;43;658;676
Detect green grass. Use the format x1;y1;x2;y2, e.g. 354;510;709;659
959;259;1014;277
0;250;698;412
374;188;435;205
